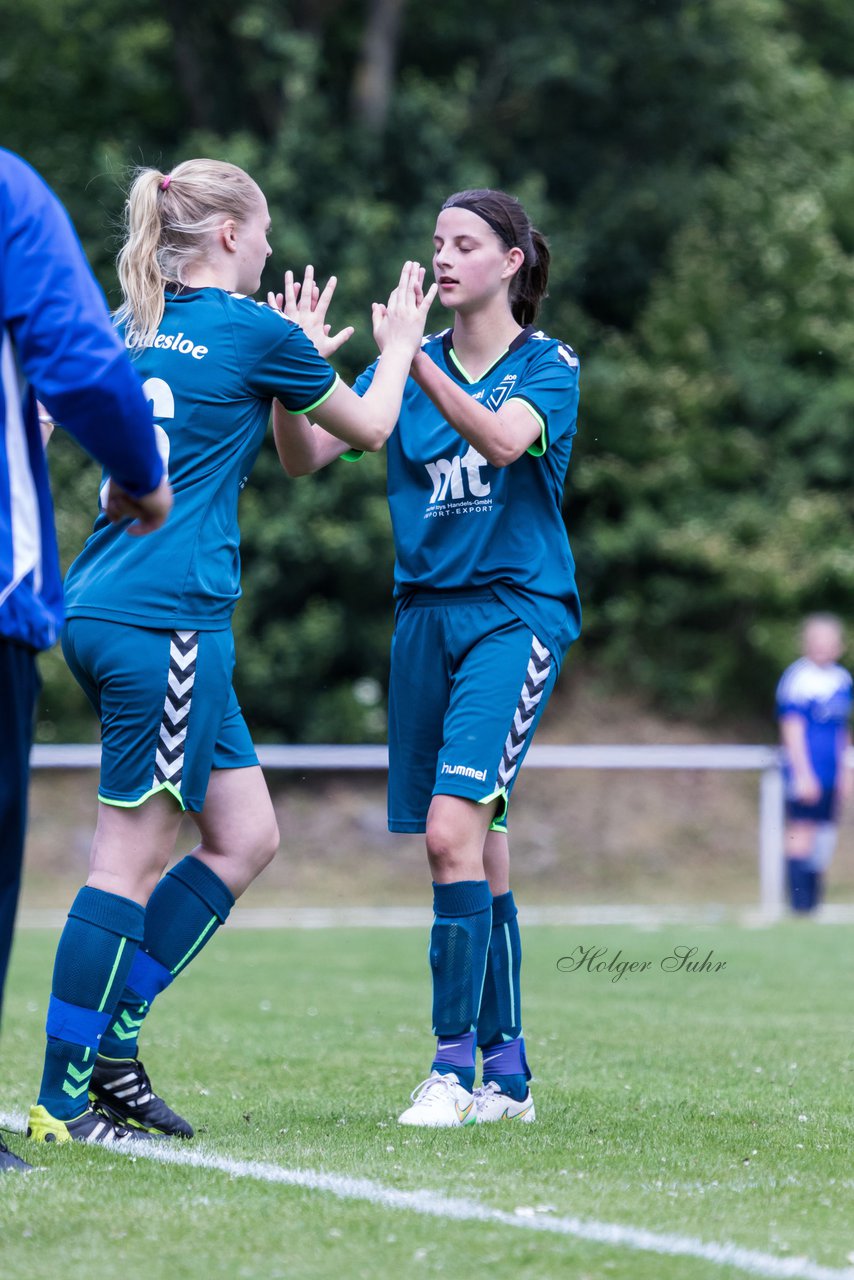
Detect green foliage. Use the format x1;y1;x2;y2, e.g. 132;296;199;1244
576;10;854;713
4;0;854;736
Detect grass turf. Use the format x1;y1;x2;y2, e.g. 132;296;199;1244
1;922;853;1280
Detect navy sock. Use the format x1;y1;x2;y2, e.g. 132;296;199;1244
38;887;144;1120
787;858;815;913
428;880;492;1093
481;1036;531;1102
98;856;234;1060
432;1031;477;1092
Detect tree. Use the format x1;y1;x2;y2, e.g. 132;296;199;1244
4;0;854;738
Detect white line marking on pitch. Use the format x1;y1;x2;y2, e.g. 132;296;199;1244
3;1111;849;1280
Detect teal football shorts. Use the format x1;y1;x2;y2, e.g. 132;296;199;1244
387;589;558;835
62;618;258;813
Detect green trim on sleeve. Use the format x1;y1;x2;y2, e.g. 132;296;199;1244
287;372;340;416
510;395;548;456
339;449;365;462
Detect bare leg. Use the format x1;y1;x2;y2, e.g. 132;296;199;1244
785;819;816;860
482;829;510;896
188;764;279;897
87;791;184;904
425;793;496;881
89;768;279;1126
401;794;497;1113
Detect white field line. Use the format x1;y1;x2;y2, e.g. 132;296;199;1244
2;1113;852;1280
16;904;854;930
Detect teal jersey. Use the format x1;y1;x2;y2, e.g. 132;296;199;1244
353;325;581;661
64;288;337;629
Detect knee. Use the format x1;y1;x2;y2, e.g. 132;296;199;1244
253;817;280;872
229;816;279;882
425;819;466;880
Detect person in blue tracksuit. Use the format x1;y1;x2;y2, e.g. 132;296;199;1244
27;157;434;1149
275;188;581;1127
0;149;171;1171
777;614;853;913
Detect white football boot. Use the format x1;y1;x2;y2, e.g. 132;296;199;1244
473;1081;536;1123
398;1071;477;1127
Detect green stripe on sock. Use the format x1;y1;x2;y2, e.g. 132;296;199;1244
503;922;515;1029
97;937;127;1012
170;916;218;976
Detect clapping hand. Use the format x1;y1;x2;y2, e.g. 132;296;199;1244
371;262;437;357
267;265;354;360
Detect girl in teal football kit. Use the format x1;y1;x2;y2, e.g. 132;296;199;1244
276;189;581;1126
28;158;435;1145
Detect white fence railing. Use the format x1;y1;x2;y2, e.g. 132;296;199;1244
30;742;792;919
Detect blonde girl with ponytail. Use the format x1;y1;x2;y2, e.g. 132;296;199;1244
27;158;435;1147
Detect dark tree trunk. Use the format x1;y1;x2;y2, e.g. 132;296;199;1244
351;0;407;132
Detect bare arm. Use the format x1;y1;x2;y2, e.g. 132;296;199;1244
779;713;821;803
408;350;541;468
270;262;436;472
273;406;351;477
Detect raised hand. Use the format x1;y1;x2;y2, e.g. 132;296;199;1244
267;265;354;359
372;261;437;358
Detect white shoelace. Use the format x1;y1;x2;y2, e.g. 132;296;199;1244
472;1081;501;1101
409;1073;461;1105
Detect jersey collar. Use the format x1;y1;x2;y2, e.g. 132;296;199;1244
442;324;536;385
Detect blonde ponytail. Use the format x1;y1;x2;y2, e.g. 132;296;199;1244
116;158;263;351
115;170;167;351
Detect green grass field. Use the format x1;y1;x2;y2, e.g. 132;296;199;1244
2;922;854;1280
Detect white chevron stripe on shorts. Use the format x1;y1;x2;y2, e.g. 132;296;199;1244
497;635;552;789
153;630;198;792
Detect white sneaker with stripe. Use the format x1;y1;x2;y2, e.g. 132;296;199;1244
398;1071;477;1127
473;1081;536;1123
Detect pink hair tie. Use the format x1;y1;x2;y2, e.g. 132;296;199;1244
159;175;172;191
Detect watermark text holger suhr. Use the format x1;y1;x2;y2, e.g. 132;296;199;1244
556;944;727;984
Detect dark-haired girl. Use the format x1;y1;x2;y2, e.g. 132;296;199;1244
277;188;581;1126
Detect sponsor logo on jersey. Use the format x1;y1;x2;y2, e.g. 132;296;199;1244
422;373;519;516
440;761;488;781
126;331;209;361
425;444;490;507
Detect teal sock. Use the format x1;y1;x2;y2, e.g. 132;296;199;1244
477;891;530;1102
477;891;522;1046
99;856;234;1060
428;879;491;1092
38;887;144;1120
